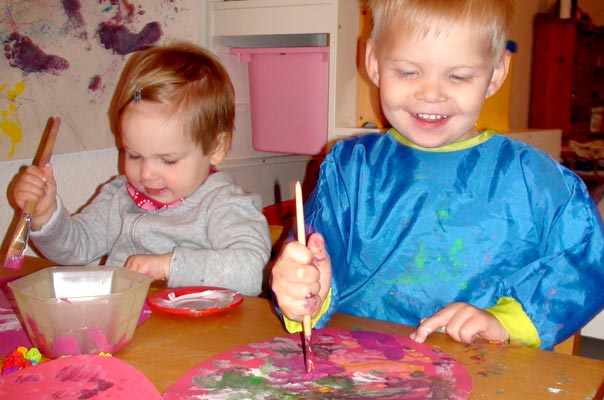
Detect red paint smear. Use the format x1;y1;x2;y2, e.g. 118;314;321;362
99;0;136;24
4;32;69;74
97;21;162;55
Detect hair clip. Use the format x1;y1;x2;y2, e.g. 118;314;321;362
133;83;142;102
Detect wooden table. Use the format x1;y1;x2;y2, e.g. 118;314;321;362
2;257;604;399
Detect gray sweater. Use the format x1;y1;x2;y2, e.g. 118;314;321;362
31;172;271;296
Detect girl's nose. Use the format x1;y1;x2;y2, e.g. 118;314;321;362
415;79;447;103
140;160;155;180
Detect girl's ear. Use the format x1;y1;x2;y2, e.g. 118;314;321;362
485;51;511;99
209;132;229;165
365;39;381;88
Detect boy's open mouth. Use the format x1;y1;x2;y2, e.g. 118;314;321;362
414;113;449;122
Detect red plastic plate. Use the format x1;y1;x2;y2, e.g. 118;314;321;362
147;286;243;316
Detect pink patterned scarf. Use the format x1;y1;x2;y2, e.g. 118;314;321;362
126;182;183;211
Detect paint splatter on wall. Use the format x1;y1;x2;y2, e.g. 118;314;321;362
0;0;197;161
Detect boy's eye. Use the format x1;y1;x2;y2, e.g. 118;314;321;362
162;159;178;166
450;74;473;82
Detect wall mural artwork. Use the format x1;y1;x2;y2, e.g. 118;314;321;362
0;0;198;161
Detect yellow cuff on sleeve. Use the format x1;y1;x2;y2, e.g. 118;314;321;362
283;289;332;333
485;296;541;348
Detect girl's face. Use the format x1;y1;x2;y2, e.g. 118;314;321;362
120;101;224;204
366;23;509;148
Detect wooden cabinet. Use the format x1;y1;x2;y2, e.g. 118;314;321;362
529;15;604;143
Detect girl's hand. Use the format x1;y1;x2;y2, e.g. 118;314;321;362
270;233;332;321
410;302;510;345
12;164;58;230
125;253;172;280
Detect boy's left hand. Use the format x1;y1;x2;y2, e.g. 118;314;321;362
410;302;510;345
124;253;171;280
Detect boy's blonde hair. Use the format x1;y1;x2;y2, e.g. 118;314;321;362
367;0;515;64
109;42;235;155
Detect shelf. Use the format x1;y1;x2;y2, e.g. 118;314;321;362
204;0;363;156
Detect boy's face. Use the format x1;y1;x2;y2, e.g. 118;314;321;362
366;24;509;148
120;101;225;203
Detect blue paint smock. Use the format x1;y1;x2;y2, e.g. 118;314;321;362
305;129;604;350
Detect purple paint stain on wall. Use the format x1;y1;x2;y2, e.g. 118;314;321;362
3;32;69;74
97;21;162;55
62;0;85;29
62;0;87;40
88;75;101;91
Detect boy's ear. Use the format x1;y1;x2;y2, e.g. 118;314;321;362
210;132;229;165
365;39;381;88
485;51;511;99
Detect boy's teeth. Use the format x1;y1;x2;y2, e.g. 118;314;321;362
417;113;446;121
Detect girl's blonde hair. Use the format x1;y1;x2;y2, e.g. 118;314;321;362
109;42;235;155
367;0;515;64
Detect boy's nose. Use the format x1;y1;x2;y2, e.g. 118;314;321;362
415;79;447;103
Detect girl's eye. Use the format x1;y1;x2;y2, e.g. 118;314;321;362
127;153;141;160
399;71;418;78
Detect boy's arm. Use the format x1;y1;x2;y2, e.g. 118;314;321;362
485;297;540;347
495;167;604;349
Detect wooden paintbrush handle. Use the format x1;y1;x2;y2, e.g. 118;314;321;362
22;117;61;216
36;117;61;168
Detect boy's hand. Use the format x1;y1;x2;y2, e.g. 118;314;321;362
125;253;172;280
410;302;510;345
270;233;332;322
12;164;58;230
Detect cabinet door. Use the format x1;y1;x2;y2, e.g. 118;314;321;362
530;20;576;138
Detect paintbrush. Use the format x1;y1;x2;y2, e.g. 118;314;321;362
295;180;315;372
4;117;61;269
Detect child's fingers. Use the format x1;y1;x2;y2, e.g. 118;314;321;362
307;233;328;268
410;306;458;343
307;232;332;301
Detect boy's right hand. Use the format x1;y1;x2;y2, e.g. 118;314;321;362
270;233;332;322
12;164;58;230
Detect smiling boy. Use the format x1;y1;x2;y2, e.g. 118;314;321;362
270;0;604;350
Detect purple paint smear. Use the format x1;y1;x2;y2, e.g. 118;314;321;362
61;0;87;40
350;329;405;360
97;21;161;55
88;75;101;91
3;32;69;74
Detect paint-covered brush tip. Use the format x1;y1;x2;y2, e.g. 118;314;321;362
4;255;24;270
304;334;315;372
